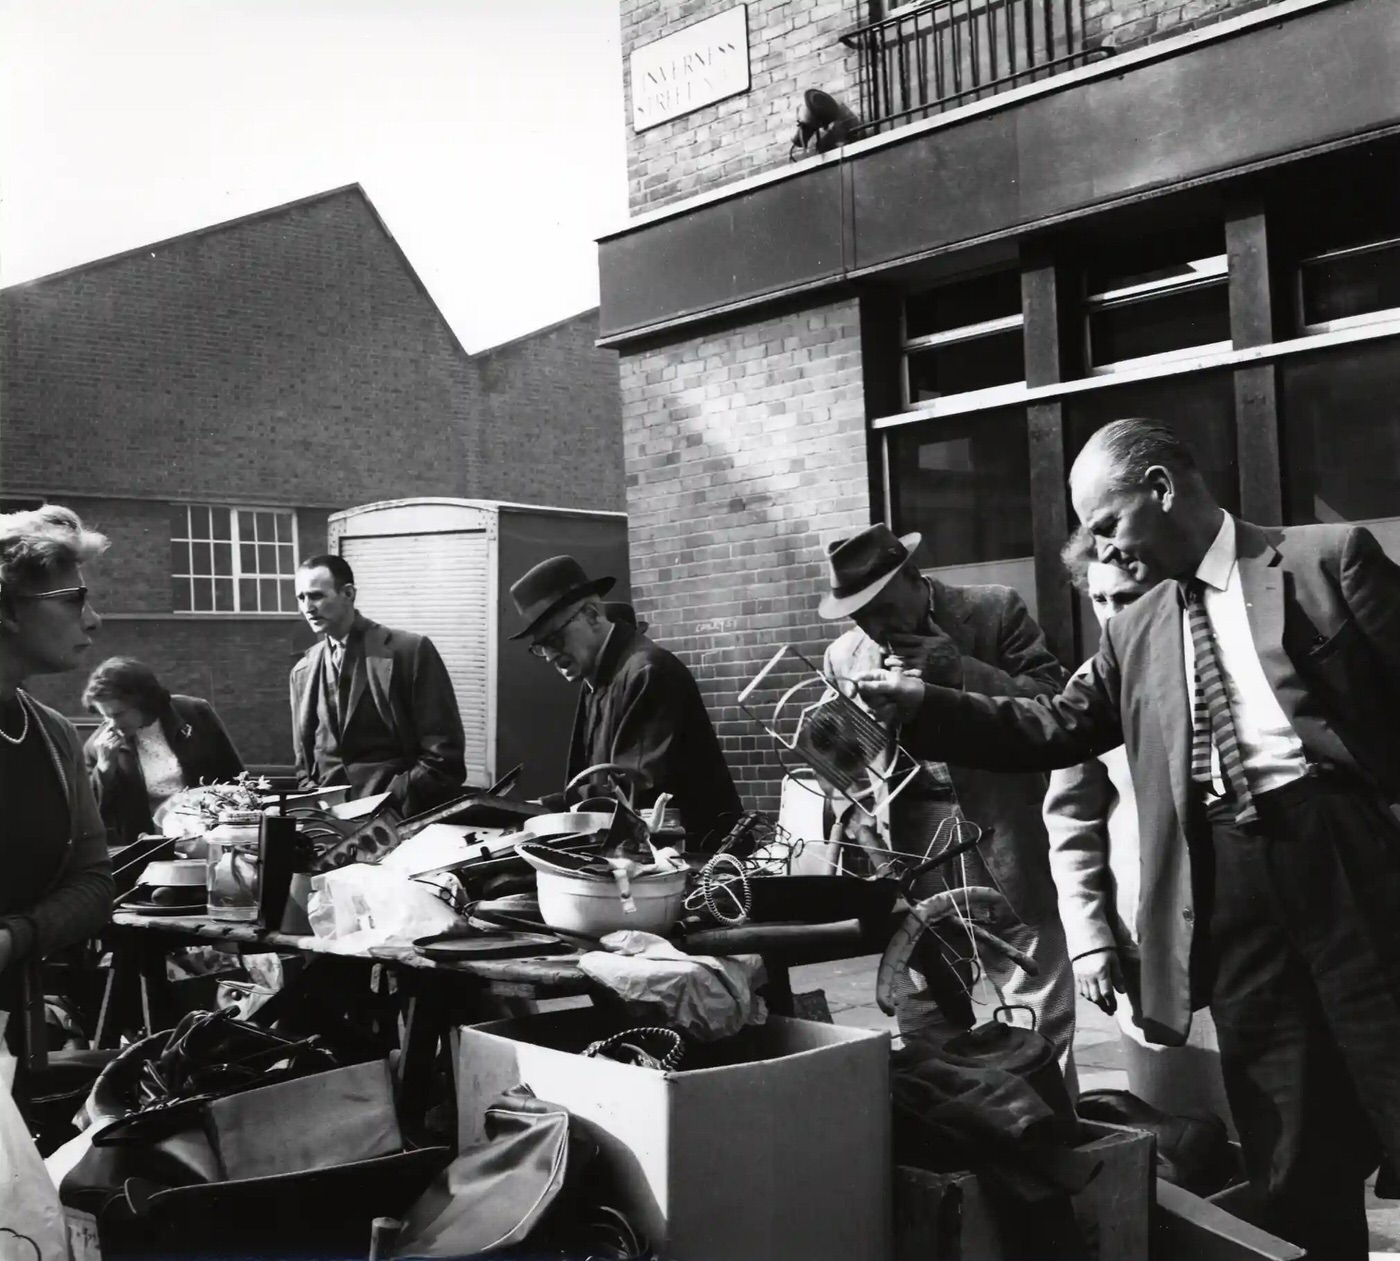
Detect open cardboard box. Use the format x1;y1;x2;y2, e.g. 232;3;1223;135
894;1119;1154;1261
457;1008;890;1261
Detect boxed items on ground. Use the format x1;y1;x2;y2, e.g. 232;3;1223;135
456;1008;891;1261
893;1119;1153;1261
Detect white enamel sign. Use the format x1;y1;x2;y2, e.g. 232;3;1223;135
630;6;750;132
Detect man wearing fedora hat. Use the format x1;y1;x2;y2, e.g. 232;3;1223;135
509;555;740;849
820;523;1076;1067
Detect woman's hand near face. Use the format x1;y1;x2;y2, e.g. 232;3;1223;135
93;723;125;772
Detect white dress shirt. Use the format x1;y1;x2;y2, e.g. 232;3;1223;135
1184;513;1308;798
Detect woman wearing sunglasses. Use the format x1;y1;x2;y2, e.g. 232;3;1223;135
83;657;244;846
0;505;114;1008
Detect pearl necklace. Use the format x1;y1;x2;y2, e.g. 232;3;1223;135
0;694;29;746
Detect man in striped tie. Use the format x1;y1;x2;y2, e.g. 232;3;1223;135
857;418;1400;1261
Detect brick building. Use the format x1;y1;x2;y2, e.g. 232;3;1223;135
600;0;1400;812
1;184;623;764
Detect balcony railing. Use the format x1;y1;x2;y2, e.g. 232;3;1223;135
840;0;1108;138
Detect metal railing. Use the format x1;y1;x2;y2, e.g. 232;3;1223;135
840;0;1107;138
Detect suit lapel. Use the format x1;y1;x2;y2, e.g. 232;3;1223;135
294;650;321;761
357;620;392;728
1145;587;1193;830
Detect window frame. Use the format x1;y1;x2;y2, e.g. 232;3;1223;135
170;503;301;616
1083;252;1232;375
1295;234;1400;336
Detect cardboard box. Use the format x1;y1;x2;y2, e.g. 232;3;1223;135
457;1009;890;1261
894;1120;1154;1261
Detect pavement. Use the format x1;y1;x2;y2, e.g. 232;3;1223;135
793;953;1400;1257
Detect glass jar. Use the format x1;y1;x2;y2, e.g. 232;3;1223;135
206;810;262;922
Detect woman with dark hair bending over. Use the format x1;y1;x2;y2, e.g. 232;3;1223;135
83;657;244;846
0;505;114;1010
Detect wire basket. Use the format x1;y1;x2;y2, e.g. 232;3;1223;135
738;645;923;820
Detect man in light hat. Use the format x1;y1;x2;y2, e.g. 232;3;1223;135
509;556;740;850
819;524;1076;1068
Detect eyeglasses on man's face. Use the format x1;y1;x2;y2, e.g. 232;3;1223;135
14;585;90;610
529;608;586;659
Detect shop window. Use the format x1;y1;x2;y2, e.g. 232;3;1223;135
171;505;298;614
1083;227;1230;374
901;270;1025;409
1065;372;1238;654
1281;338;1400;561
886;405;1036;609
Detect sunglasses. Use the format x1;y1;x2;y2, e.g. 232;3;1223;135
14;585;89;609
529;608;586;658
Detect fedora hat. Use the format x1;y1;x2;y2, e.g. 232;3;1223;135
509;555;615;641
817;523;922;620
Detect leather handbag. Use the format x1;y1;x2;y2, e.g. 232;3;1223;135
392;1085;574;1258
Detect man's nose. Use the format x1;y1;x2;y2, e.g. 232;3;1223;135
83;604;101;633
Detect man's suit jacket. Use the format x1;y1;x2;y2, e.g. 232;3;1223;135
824;577;1068;924
290;614;465;816
85;695;245;846
568;623;741;849
902;520;1400;1043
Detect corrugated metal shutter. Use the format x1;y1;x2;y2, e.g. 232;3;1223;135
342;531;491;784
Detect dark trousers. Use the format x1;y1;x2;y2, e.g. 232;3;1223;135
1199;773;1400;1261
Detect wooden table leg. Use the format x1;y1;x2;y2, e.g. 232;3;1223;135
762;954;796;1017
95;930;141;1047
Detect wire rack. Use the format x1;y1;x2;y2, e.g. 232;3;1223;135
738;645;923;821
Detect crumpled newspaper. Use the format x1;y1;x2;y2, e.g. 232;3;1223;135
578;929;767;1041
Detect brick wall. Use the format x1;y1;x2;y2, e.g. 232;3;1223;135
25;613;315;768
1;188;622;514
474;311;625;510
1084;0;1279;51
620;0;864;214
619;298;869;814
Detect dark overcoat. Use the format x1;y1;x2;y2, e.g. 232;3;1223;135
568;623;741;849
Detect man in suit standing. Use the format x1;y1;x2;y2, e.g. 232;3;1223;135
509;555;741;850
818;524;1075;1066
291;554;465;816
859;419;1400;1260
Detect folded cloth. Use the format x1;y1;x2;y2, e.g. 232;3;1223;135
578;930;767;1041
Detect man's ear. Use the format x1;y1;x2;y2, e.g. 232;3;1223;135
342;583;356;603
1144;464;1176;509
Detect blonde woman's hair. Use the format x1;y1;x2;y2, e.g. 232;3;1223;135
0;504;109;592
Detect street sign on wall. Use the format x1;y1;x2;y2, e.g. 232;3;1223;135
630;5;749;132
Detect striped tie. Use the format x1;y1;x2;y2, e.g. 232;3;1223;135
1183;578;1257;826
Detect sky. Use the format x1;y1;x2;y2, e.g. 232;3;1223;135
0;0;629;351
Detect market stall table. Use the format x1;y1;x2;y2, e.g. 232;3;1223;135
98;910;895;1136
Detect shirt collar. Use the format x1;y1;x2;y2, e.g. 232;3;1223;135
1194;512;1236;593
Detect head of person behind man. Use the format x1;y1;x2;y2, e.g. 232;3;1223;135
1069;418;1225;586
295;554;357;641
816;523;929;645
1060;525;1155;633
82;656;172;735
508;555;616;685
0;504;106;684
